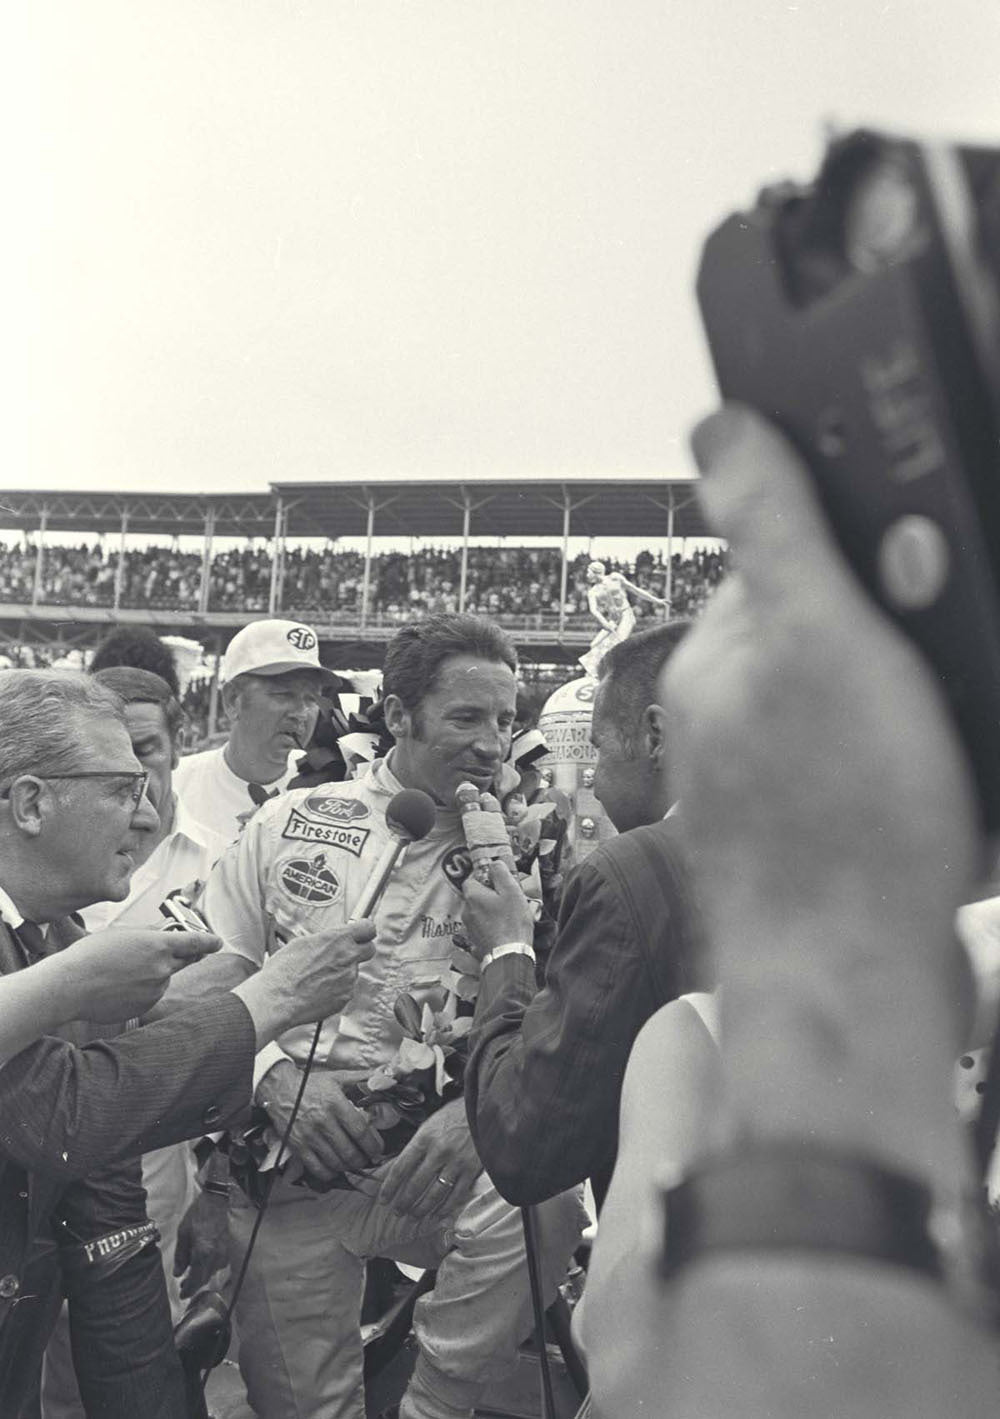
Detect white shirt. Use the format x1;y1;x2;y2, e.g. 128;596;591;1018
173;743;298;849
80;795;226;934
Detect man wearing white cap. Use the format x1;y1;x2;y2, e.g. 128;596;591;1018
174;619;331;847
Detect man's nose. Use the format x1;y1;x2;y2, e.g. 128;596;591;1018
472;725;507;761
132;792;160;834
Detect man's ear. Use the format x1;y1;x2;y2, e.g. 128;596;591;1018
382;693;412;742
643;702;670;769
221;681;241;722
7;777;46;839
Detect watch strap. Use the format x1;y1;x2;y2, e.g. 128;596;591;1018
660;1140;942;1283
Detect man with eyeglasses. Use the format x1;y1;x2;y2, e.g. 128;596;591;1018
0;669;378;1417
40;667;235;1419
175;618;333;846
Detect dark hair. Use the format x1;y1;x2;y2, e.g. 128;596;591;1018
382;615;518;710
90;628;180;697
91;666;185;747
598;621;692;752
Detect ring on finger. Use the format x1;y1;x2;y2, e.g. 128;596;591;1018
435;1175;456;1188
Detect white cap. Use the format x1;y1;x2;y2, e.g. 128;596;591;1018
221;619;335;684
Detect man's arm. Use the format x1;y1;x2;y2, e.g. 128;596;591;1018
0;921;376;1181
463;856;670;1206
648;406;995;1418
0;993;255;1180
57;1160;186;1415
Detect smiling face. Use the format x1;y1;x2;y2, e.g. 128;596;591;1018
385;654;518;807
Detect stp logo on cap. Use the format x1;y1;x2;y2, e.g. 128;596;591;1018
287;627;317;652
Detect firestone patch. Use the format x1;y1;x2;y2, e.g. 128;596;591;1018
281;808;370;858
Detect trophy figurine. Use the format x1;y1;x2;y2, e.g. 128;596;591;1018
579;562;669;678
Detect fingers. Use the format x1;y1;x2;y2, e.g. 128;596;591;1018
291;1082;384;1180
379;1149;477;1219
167;931;223;967
486;860;521;897
690;404;861;612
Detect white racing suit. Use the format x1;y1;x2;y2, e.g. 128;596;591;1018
202;756;584;1419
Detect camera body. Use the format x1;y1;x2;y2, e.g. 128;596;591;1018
697;130;1000;824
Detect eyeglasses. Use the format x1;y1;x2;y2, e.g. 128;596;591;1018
0;770;150;808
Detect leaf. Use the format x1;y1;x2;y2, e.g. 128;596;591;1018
448;1016;473;1041
393;993;423;1038
396;1037;437;1073
365;1064;399;1093
433;1043;450;1096
452;973;481;1003
419;1002;435;1038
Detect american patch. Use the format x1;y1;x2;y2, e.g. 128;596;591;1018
286;626;317;651
279;852;341;904
281;808;370;858
441;845;473;891
302;794;370;825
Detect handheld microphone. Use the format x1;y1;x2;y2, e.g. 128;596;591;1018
349;788;437;920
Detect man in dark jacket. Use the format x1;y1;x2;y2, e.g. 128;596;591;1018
0;669;375;1417
462;622;703;1210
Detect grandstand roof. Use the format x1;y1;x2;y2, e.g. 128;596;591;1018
270;477;704;540
0;490;277;539
0;475;707;540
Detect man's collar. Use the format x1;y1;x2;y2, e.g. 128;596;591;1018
170;793;212;849
0;881;27;931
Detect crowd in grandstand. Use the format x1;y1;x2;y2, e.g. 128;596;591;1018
0;540;725;622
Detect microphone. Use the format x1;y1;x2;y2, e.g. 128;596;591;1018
350;788;437;920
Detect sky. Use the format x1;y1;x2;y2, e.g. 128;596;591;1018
13;0;1000;498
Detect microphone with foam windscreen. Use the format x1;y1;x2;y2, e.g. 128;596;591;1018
349;788;437;920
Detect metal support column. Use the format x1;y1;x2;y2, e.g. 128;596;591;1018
459;489;471;613
360;494;376;630
31;507;49;608
268;498;285;614
207;634;222;740
198;506;216;614
113;510;129;611
557;488;571;637
665;486;675;616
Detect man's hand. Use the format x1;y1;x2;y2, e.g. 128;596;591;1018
256;1064;385;1182
232;920;377;1048
377;1098;482;1219
173;1189;231;1301
62;927;222;1023
665;405;979;1187
461;861;534;961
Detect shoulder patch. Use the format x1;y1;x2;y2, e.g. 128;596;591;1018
279;852;341;904
302;793;370;825
281;807;370;858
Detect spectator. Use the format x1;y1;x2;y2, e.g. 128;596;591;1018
173;619;331;846
583;407;997;1419
461;622;702;1209
89;627;181;697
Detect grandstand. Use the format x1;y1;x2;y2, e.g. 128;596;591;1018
0;473;713;639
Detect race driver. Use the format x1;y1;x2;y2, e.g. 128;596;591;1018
198;614;584;1419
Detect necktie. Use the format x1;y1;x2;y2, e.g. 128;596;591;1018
248;783;280;808
14;920;47;965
